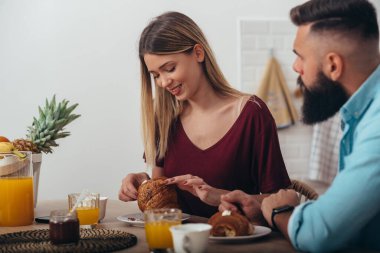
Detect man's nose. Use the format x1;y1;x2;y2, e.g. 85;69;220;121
292;59;303;75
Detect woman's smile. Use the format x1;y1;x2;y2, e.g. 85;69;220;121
169;84;183;96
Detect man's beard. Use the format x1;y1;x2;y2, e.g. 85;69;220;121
298;71;348;125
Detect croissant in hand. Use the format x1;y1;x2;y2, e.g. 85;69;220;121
137;177;179;212
208;210;254;237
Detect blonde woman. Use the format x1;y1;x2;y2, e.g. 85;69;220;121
119;11;290;218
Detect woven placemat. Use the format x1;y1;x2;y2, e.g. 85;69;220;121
0;228;137;253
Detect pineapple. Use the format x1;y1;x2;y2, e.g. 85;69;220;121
13;139;38;153
13;95;81;154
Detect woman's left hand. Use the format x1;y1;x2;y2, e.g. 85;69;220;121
261;189;299;227
165;174;228;206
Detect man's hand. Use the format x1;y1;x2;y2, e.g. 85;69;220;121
261;189;299;227
219;190;267;226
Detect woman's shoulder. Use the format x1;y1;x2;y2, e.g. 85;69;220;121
239;95;274;124
243;95;270;113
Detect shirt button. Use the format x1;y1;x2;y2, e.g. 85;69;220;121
340;121;345;130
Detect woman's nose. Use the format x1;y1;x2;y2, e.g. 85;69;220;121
160;75;172;88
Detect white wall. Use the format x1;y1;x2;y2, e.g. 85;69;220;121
1;0;379;201
238;18;313;179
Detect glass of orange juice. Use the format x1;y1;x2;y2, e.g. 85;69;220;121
144;208;182;252
0;151;34;227
68;192;99;228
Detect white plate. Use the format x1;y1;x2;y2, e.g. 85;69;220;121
209;225;271;242
117;212;191;227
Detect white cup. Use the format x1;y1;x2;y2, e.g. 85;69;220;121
170;223;211;253
98;196;108;221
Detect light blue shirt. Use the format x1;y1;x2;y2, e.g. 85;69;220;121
288;64;380;252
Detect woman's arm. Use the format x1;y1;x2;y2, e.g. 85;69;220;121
166;174;229;206
152;166;164;178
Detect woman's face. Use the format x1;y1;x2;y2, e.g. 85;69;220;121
144;47;205;101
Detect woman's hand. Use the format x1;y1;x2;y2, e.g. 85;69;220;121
165;174;228;206
118;172;150;202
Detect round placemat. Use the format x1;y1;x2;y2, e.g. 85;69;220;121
0;228;137;253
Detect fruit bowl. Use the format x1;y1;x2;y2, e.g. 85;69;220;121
0;152;31;176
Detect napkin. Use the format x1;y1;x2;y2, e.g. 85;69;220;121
256;57;298;128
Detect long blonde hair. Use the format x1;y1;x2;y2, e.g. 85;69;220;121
139;11;243;167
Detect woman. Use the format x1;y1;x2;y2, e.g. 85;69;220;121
119;11;290;217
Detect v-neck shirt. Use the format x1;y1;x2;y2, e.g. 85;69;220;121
158;95;290;217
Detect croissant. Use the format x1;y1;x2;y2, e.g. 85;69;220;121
208;210;254;237
137;177;179;212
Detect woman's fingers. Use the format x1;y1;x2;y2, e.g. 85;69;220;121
118;186;136;201
165;174;205;186
119;174;141;202
183;177;204;186
118;190;132;202
165;174;194;184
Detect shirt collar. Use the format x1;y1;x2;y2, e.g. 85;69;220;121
340;64;380;124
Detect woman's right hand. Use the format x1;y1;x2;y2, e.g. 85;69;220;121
165;174;228;206
118;172;150;202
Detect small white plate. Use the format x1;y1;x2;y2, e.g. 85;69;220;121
117;212;191;227
209;225;271;242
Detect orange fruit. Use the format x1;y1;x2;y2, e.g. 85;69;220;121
0;136;10;142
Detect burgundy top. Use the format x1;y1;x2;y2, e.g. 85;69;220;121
157;96;290;217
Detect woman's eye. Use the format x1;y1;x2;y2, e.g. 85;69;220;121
167;67;175;72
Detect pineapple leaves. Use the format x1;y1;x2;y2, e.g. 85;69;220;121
27;95;81;154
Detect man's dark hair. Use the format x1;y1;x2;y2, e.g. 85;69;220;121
290;0;379;40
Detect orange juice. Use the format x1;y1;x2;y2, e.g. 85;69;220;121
145;220;181;249
76;207;99;225
0;177;34;226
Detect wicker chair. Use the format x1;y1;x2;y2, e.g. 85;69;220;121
288;179;319;202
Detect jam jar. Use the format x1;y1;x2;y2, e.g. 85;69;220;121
49;209;80;244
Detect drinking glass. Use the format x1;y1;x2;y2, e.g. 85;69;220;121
144;208;182;252
0;151;33;226
68;192;99;228
49;209;80;244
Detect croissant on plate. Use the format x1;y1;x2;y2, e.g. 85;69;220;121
137;177;179;212
208;210;254;237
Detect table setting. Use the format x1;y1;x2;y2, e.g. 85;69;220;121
0;173;296;253
0;96;297;253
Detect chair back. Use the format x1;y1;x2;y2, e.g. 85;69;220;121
288;179;319;202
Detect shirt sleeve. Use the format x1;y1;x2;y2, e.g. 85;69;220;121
288;120;380;252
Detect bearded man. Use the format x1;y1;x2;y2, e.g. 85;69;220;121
219;0;380;252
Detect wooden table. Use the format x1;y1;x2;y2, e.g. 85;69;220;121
0;199;296;253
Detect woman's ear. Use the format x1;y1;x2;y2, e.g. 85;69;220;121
323;52;343;81
193;44;205;62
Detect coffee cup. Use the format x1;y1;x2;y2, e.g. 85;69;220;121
99;196;108;222
170;223;211;253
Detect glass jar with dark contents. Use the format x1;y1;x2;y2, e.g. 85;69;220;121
49;209;80;244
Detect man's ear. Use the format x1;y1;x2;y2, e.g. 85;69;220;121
193;44;205;62
323;52;343;81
